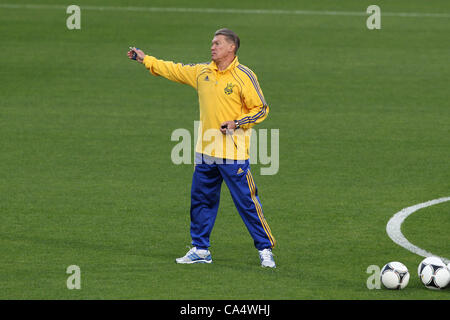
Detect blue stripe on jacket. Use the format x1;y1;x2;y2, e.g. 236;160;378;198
237;65;267;106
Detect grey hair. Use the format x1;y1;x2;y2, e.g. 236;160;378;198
214;28;240;54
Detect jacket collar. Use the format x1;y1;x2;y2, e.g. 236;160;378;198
210;56;239;73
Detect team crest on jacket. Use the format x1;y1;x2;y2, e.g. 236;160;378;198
224;83;235;95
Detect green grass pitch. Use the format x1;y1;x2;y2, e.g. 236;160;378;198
0;0;449;299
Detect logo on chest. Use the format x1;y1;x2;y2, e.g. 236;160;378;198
224;83;236;95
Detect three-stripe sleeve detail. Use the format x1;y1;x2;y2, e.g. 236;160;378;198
237;106;267;127
237;65;267;106
236;65;268;127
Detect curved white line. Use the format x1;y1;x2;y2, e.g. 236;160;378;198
386;197;450;264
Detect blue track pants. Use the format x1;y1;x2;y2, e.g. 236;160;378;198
190;153;276;250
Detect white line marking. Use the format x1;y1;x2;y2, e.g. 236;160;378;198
386;197;450;264
1;4;449;18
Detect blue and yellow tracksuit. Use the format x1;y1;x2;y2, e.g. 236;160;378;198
143;55;275;250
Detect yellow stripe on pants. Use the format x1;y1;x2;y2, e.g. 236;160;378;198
246;171;276;248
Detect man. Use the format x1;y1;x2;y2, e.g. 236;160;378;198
127;28;276;268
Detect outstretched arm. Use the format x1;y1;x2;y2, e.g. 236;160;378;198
127;47;199;89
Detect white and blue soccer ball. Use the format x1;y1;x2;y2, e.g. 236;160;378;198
380;261;410;289
417;256;444;277
418;257;450;290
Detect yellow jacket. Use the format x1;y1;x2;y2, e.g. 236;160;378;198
143;55;269;160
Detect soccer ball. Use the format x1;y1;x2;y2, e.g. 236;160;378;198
419;258;450;290
417;256;444;277
380;262;410;289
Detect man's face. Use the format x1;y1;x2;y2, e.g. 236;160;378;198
211;35;235;62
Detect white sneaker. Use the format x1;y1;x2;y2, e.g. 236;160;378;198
175;247;212;264
259;248;276;268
